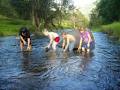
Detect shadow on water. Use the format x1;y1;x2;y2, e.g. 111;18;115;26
0;32;120;90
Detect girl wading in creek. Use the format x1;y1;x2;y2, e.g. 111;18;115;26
77;27;95;53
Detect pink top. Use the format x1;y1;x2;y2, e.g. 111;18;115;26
80;31;92;43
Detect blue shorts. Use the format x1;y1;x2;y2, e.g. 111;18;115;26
82;41;95;50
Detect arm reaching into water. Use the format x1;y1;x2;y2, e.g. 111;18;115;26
78;38;82;51
64;37;69;51
62;39;65;49
87;33;91;48
20;36;26;45
27;38;31;50
47;35;53;48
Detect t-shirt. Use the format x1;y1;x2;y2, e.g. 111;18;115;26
19;29;30;42
80;31;92;43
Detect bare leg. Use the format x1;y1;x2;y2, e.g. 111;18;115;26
52;41;57;51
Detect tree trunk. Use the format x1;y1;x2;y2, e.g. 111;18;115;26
32;1;40;32
32;11;40;32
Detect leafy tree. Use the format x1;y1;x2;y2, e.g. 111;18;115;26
69;9;89;28
90;0;120;25
10;0;73;31
89;9;102;26
0;0;17;18
0;0;87;31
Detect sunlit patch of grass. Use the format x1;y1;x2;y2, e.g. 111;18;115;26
101;22;120;41
0;15;33;36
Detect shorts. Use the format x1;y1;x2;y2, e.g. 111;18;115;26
82;41;95;50
54;37;60;43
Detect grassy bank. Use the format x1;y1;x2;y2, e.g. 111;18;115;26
92;27;101;32
0;15;33;36
101;22;120;41
0;15;72;36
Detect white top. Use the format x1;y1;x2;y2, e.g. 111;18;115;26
48;32;59;39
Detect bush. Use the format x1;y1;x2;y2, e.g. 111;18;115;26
101;22;120;40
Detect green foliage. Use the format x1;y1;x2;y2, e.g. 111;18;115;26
0;0;74;30
90;0;120;25
72;9;89;28
97;0;120;23
89;9;102;27
0;15;33;36
101;22;120;40
57;9;89;29
92;27;101;32
10;0;31;19
0;0;88;35
0;0;18;18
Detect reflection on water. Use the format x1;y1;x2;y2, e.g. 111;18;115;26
21;52;32;72
0;32;120;90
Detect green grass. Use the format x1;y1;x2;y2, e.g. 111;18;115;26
101;22;120;41
92;27;101;32
0;15;33;36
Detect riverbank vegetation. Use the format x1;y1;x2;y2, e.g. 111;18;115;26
0;0;88;36
90;0;120;41
101;22;120;41
0;15;33;36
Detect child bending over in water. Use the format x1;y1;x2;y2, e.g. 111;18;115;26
62;32;76;52
78;27;95;53
43;29;60;51
19;27;32;51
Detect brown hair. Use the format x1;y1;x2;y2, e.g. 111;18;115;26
61;32;67;35
79;27;85;31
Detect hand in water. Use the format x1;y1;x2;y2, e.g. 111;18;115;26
77;47;81;52
63;49;66;52
87;43;90;48
24;41;26;45
27;46;31;51
46;45;50;49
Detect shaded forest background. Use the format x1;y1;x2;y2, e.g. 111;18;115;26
90;0;120;26
0;0;120;38
0;0;88;35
